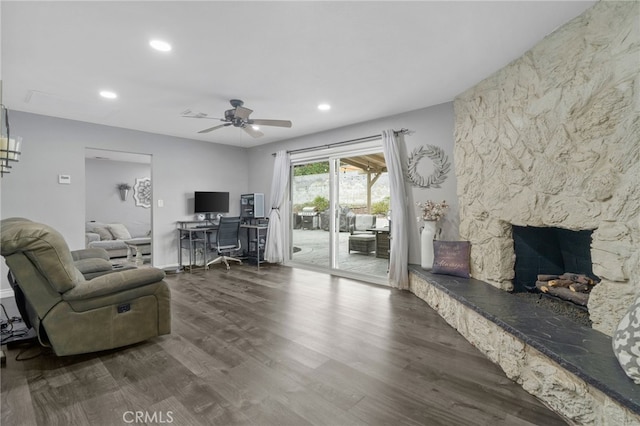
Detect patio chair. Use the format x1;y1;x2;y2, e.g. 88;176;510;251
348;214;377;254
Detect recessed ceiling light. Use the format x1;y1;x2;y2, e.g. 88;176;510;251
149;39;172;52
99;90;117;99
318;103;331;111
251;125;260;131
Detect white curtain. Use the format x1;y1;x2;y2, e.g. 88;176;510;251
382;129;409;289
264;150;291;263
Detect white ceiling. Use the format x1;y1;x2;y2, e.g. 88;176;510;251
1;1;596;148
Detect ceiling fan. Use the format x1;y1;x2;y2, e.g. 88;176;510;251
181;99;292;138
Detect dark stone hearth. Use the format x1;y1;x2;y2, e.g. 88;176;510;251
513;292;591;328
409;265;640;415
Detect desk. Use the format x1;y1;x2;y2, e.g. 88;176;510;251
241;224;268;269
177;221;218;271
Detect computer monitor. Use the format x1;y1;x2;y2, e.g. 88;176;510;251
194;191;229;219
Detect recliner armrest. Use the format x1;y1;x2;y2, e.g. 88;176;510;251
72;248;110;262
74;257;113;275
62;268;166;301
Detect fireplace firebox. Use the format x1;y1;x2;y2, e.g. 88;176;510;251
512;225;599;293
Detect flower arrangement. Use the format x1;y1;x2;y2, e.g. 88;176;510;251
117;183;132;190
416;199;448;221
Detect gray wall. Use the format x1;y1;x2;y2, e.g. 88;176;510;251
0;104;456;294
85;158;151;237
0;111;249;294
247;102;458;265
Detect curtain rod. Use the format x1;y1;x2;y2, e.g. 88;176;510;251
272;128;412;156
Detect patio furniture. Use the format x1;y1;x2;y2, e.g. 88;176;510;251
348;214;377;254
320;207;353;232
348;233;376;254
373;226;391;259
299;207;319;230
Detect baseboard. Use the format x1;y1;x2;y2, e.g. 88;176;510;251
148;263;182;275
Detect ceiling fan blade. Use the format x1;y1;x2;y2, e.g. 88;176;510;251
183;115;223;120
242;125;264;138
249;119;292;128
234;106;253;120
181;109;222;119
198;123;231;134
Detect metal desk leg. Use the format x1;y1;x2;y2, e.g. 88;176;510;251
255;227;260;270
188;232;192;270
204;230;209;270
177;230;183;272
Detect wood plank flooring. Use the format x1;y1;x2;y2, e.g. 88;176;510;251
1;264;568;425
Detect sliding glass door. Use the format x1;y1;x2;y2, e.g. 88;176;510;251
290;160;331;270
335;153;389;277
289;141;390;283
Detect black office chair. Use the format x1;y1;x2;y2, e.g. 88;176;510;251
207;216;243;270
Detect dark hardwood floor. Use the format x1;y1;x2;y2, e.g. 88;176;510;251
1;264;568;425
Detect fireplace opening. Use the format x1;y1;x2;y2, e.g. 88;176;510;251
512;225;600;327
512;225;599;293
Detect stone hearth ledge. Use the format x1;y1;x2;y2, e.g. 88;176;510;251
409;265;640;425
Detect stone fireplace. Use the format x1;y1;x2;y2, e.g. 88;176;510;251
453;1;639;336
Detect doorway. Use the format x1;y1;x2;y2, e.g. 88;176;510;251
289;141;390;284
84;148;152;264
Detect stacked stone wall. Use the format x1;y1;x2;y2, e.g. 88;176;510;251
453;1;640;335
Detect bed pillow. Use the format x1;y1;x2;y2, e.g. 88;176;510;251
107;223;132;240
432;240;471;278
612;294;640;384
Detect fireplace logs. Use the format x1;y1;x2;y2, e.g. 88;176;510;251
547;279;574;288
535;273;599;307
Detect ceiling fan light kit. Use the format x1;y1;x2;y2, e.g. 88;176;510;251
183;99;292;138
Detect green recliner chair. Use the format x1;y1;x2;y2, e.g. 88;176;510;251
0;218;171;356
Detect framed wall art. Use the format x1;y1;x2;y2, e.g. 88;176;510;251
133;177;151;208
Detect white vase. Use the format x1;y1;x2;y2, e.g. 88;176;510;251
421;220;437;270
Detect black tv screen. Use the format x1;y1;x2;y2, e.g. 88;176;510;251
194;191;229;213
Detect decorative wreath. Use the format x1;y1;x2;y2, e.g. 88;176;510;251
406;145;451;188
